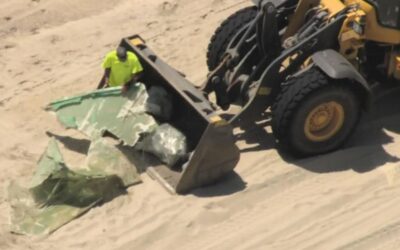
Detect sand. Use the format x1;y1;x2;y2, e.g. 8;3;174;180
1;0;400;249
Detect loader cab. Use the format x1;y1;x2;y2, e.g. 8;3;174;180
365;0;400;30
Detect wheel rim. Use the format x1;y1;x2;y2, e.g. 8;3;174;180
304;101;345;142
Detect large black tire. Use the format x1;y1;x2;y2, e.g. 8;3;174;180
207;6;257;71
271;68;361;157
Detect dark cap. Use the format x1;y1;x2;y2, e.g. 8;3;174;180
116;46;127;61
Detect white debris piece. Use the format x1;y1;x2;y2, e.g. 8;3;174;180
136;124;188;167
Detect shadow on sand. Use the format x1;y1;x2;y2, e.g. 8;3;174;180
191;172;247;197
287;87;400;173
45;131;91;155
235;86;400;174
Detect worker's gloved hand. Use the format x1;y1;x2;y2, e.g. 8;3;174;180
122;82;132;94
104;77;109;87
122;84;129;94
97;77;109;90
122;78;139;94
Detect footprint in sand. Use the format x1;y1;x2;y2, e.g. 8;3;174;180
33;60;42;65
14;71;24;77
158;1;179;15
3;43;16;50
200;13;209;19
50;35;63;45
146;21;159;29
30;27;40;35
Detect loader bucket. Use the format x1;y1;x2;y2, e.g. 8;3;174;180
119;35;240;194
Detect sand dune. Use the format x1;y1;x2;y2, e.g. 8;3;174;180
1;0;400;249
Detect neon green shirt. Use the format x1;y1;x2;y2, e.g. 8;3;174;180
102;50;143;87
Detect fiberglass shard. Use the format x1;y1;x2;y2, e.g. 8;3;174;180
46;84;158;146
9;138;141;235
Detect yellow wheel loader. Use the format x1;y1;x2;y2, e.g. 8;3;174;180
119;0;400;193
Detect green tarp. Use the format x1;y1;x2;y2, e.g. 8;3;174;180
46;83;187;167
46;84;158;146
9;138;141;235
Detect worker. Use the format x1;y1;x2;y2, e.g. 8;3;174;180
97;46;144;92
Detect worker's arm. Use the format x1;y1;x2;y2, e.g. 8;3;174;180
122;54;144;93
131;71;143;83
122;72;143;93
97;68;111;89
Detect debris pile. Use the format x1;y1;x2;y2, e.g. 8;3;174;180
9;138;141;235
9;83;188;235
46;83;188;167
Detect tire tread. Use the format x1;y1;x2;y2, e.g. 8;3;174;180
207;6;257;70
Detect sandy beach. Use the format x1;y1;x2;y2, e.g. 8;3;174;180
1;0;400;249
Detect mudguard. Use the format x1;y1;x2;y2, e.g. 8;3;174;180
312;49;373;107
